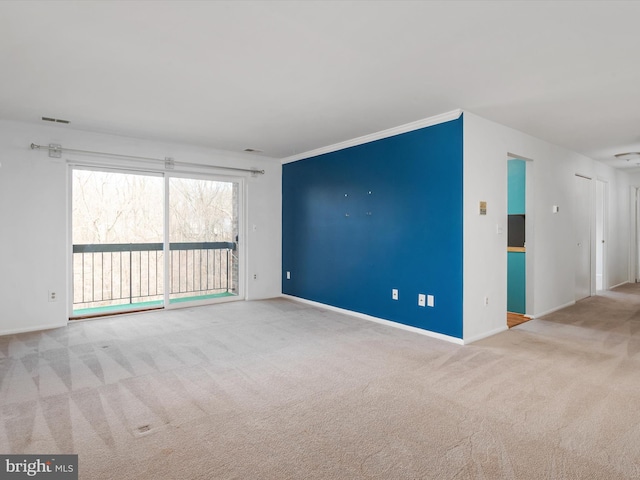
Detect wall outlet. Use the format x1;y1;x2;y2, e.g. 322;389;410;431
253;273;258;280
484;296;489;306
427;295;434;307
392;289;398;300
48;290;57;302
286;271;291;280
418;294;426;307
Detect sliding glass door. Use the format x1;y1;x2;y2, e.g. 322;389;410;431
168;177;239;304
71;168;241;317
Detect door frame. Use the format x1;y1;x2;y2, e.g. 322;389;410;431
506;153;535;318
68;163;247;317
574;173;595;300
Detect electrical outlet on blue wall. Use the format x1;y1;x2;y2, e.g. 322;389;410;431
418;294;426;307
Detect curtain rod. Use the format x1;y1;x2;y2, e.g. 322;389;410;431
30;143;265;175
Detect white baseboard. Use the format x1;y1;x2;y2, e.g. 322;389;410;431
531;301;575;319
610;281;629;289
463;325;509;344
0;321;68;337
281;294;464;345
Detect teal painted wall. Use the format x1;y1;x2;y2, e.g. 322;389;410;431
507;160;526;314
508;160;526;215
507;252;526;313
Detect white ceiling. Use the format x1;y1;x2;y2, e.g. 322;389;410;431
1;1;639;170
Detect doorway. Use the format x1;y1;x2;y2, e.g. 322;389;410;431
71;168;242;317
574;174;592;301
507;159;527;327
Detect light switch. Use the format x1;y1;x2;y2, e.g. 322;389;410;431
427;295;434;307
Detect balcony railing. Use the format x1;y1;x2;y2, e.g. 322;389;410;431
72;241;237;312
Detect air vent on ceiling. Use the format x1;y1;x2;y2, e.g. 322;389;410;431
243;148;263;153
42;116;70;124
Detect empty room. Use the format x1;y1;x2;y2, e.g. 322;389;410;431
2;1;640;478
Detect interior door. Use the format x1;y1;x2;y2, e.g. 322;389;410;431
636;188;640;283
574;175;592;301
595;180;606;291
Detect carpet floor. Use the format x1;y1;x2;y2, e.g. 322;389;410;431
2;285;640;479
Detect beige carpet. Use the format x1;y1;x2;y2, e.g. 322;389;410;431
3;285;640;479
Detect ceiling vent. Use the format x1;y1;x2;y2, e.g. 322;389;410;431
42;116;70;124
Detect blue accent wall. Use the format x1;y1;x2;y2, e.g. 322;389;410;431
282;117;463;338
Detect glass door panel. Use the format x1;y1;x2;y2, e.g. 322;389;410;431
168;177;239;303
72;169;164;316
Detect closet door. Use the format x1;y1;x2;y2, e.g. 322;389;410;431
574;175;592;301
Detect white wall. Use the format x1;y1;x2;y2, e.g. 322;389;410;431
463;112;630;342
625;173;640;185
0;119;282;335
